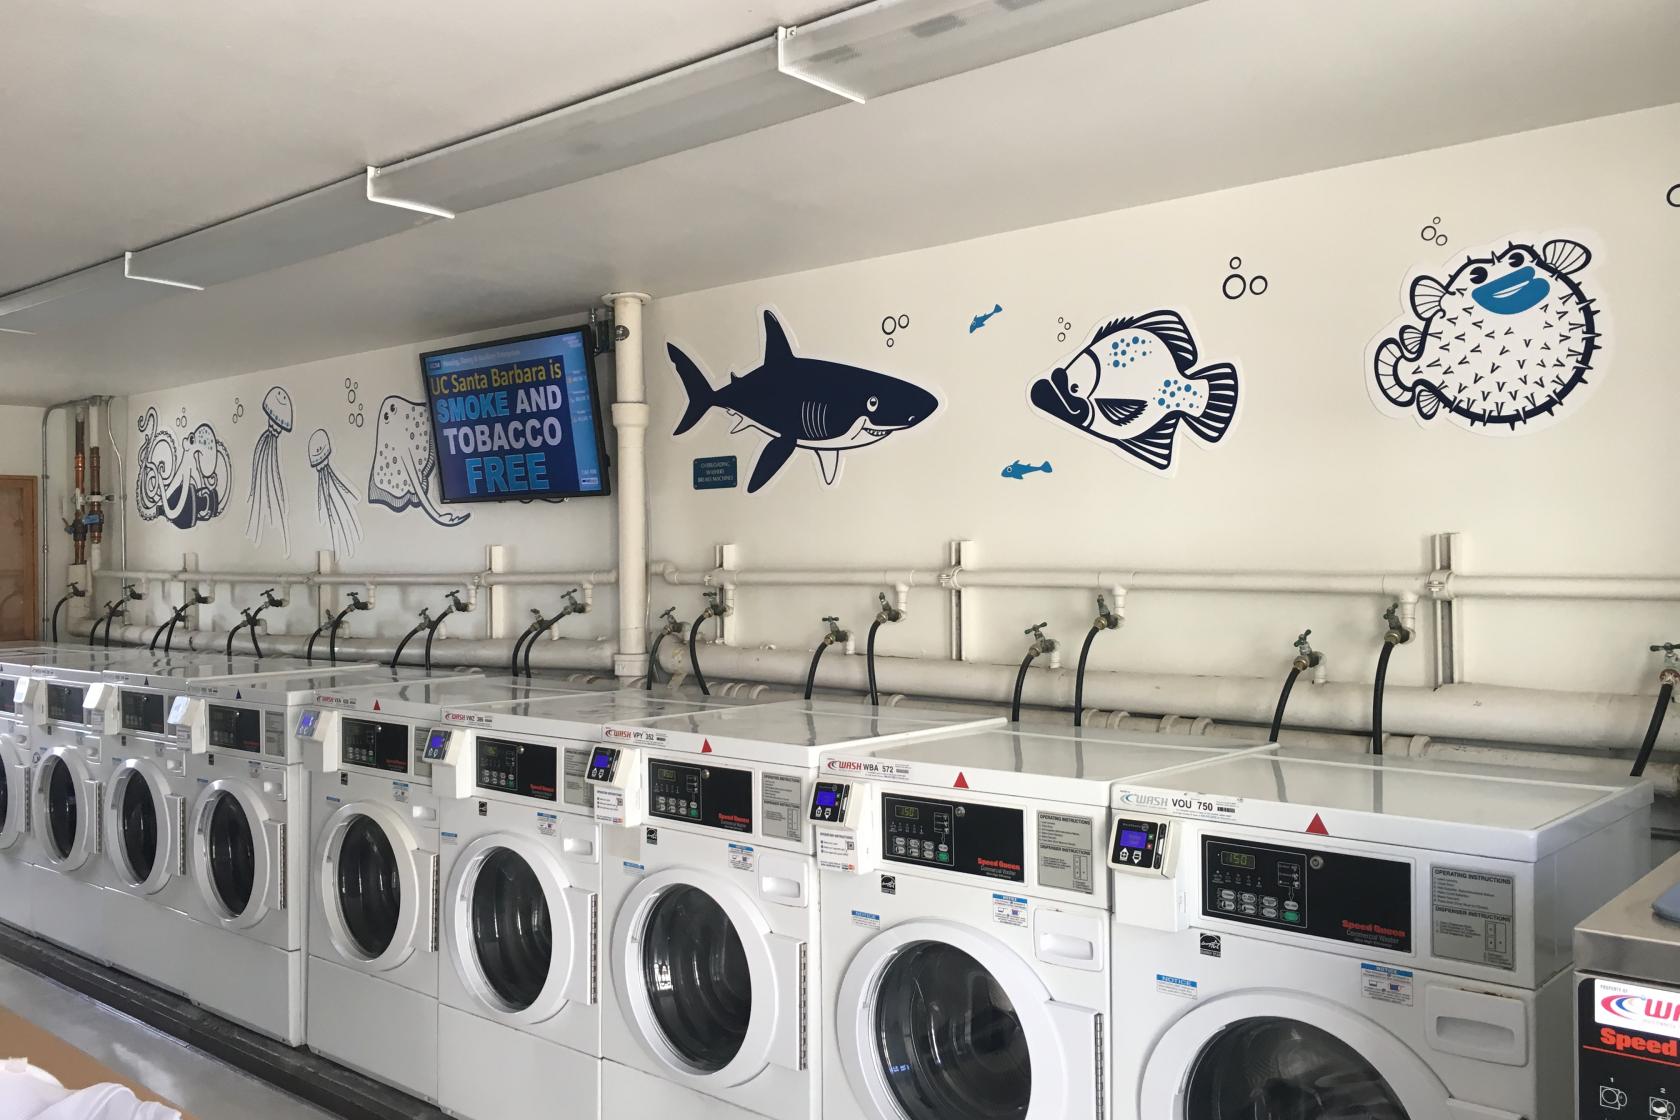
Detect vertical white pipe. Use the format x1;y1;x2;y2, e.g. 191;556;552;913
607;292;652;681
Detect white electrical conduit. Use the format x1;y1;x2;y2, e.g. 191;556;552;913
655;641;1679;758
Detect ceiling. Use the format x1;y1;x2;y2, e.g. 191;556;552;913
1;0;1676;403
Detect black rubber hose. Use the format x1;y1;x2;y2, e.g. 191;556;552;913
1072;625;1102;728
326;605;361;666
509;627;535;678
162;615;180;655
305;620;331;664
1269;666;1303;743
101;610;119;648
522;623;555;679
225;619;248;659
248;623;263;660
1010;649;1040;724
422;606;455;672
1630;682;1675;778
645;631;669;691
50;594;75;644
149;617;170;651
865;618;885;705
1372;641;1396;756
389;621;429;671
689;615;711;696
804;642;831;701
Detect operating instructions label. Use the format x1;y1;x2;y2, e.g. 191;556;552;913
1431;866;1515;971
561;747;590;808
761;772;805;842
1036;812;1095;895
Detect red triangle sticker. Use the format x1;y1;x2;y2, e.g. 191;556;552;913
1306;813;1329;835
372;700;381;712
701;740;713;754
954;772;969;789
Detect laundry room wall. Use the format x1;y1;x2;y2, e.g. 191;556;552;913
113;316;620;646
644;103;1680;701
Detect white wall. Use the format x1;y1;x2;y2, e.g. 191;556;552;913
646;103;1680;700
116;316;619;647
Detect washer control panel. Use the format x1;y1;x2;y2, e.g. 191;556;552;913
1109;816;1172;876
647;759;752;834
881;794;1024;883
1202;836;1412;954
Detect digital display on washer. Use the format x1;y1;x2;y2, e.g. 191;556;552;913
808;780;850;823
647;759;752;833
882;794;1024;882
0;676;14;714
342;718;410;773
1202;836;1411;952
207;704;263;753
477;737;557;801
423;729;452;762
586;748;619;782
121;691;168;735
46;683;85;725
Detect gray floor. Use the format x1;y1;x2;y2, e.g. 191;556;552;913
0;957;335;1119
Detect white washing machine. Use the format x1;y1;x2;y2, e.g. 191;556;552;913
587;699;1008;1120
3;647;163;961
291;674;583;1102
0;648;83;934
1107;748;1654;1120
422;688;755;1120
813;725;1274;1120
91;656;304;994
164;662;399;1043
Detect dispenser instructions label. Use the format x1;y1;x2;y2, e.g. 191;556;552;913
992;893;1028;928
1431;866;1515;970
761;772;805;842
1360;963;1415;1006
562;748;590;808
1036;812;1095;895
816;829;860;873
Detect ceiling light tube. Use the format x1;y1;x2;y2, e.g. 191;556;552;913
122;251;205;291
364;166;457;220
777;27;868;103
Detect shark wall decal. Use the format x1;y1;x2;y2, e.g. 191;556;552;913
668;309;939;493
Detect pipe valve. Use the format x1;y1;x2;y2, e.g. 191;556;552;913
700;590;730;621
444;589;471;615
821;616;850;645
875;592;905;625
656;607;684;637
1292;629;1323;671
1382;603;1413;645
259;587;285;610
66;582;86;600
346;591;371;613
1092;593;1121;632
1651;643;1680;686
1024;622;1058;657
121;583;143;603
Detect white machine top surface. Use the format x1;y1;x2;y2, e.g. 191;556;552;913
106;655;307;686
185;662;432;702
0;648;154;673
616;699;1003;762
454;688;751;737
1113;746;1652;858
842;726;1268;787
316;674;589;717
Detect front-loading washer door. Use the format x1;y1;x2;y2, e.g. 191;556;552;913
1137;991;1519;1119
316;801;429;972
836;919;1100;1120
190;780;280;930
444;832;593;1026
31;748;99;871
0;754;23;852
613;867;807;1092
104;759;178;895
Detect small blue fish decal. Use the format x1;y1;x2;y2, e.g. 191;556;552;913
969;304;1003;333
1028;310;1239;474
669;310;939;493
1001;460;1051;480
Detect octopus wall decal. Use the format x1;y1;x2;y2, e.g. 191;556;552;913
134;407;233;529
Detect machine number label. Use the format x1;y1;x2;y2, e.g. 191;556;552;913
761;772;804;842
1036;811;1094;895
991;893;1028;928
1115;788;1241;821
728;842;755;873
1360;963;1415;1006
1431;866;1515;971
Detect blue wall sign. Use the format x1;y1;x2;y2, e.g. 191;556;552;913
693;456;739;490
420;328;608;502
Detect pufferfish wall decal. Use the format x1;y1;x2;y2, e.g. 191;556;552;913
1366;233;1604;434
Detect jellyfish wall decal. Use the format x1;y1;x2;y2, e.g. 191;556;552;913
310;428;362;557
246;386;293;555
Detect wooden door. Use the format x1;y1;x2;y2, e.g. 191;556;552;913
0;476;38;641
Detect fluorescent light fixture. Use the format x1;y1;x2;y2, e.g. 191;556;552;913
778;0;1204;101
123;251;205;291
371;38;850;216
365;166;457;220
0;327;34;335
0;259;184;334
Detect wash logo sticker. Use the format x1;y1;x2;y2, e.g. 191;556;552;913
1367;234;1603;433
134;407;232;529
667;309;939;493
1028;309;1240;475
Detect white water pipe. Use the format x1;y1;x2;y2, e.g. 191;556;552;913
657;641;1679;757
607;292;653;682
95;568;614;590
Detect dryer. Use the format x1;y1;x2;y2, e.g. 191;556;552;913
164;662;400;1043
587;699;1006;1120
422;688;755;1120
1107;748;1653;1120
813;724;1272;1120
291;674;583;1101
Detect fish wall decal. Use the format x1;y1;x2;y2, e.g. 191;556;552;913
970;304;1003;333
1001;460;1051;480
668;309;939;493
1028;310;1239;474
1368;234;1602;432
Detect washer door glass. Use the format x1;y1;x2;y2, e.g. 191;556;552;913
118;774;159;882
206;792;255;915
470;847;551;1011
337;815;401;958
874;941;1031;1120
641;884;752;1073
0;762;8;833
44;757;77;859
1183;1016;1411;1119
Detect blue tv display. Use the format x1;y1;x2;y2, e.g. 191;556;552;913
420;326;609;502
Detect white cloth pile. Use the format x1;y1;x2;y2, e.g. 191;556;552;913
0;1058;181;1119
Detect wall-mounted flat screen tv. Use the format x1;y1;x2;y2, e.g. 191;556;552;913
420;326;609;502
